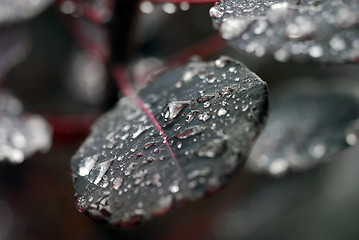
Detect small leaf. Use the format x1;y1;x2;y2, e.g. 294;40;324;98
247;80;359;176
0;90;52;164
210;0;359;63
0;0;54;24
71;56;268;227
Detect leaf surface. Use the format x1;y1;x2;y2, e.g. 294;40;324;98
210;0;359;63
71;56;268;227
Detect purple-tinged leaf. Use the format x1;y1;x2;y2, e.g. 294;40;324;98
71;56;268;227
0;90;52;164
210;0;359;63
247;80;359;176
0;0;54;24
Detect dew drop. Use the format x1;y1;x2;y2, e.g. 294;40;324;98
186;110;198;123
198;112;211;121
169;184;179;193
197;95;215;103
161;101;190;121
217;108;228;116
112;177;123;190
209;6;224;18
175;125;206;139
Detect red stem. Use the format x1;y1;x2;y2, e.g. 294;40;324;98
113;66;185;178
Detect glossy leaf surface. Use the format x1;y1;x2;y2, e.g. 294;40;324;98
71;56;268;227
210;0;359;63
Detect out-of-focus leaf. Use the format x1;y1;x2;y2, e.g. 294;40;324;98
210;0;359;63
247;80;359;176
0;90;52;164
0;27;29;81
71;56;268;227
0;0;54;24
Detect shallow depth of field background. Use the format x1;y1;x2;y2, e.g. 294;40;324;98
1;3;359;240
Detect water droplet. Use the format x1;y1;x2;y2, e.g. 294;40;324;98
197;139;226;158
174;123;182;132
197;95;215;103
186;110;198;123
241;104;249;112
204;102;211;108
217;108;228;116
177;142;182;149
209;6;224;18
198;112;211;121
132;125;152;139
161;101;190;121
169;184;179;193
112;177;123;190
215;57;230;68
175;125;206;139
78;155;98;176
219;87;233;96
93;159;113;185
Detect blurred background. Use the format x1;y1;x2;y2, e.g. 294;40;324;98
1;1;359;239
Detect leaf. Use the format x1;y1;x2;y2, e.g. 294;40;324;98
247;79;359;176
210;0;359;63
71;56;268;227
0;0;54;24
0;90;52;164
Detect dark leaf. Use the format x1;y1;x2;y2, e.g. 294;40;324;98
210;0;359;63
71;56;268;227
0;90;52;164
0;0;53;24
247;79;359;176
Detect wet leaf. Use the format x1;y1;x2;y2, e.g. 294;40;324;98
71;56;268;227
0;90;52;164
210;0;359;63
247;80;359;176
0;0;54;24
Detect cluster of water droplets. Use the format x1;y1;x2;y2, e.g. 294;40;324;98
210;0;359;63
0;91;52;164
